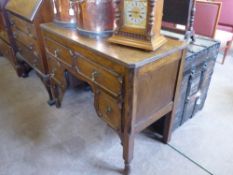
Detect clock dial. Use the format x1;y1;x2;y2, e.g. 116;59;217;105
124;0;147;29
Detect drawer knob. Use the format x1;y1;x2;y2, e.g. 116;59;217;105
10;21;15;26
106;106;112;114
91;70;99;81
28;44;33;50
51;68;57;74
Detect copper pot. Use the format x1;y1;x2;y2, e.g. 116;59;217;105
51;0;76;28
73;0;114;38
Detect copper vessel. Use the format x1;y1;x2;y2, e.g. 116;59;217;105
51;0;76;28
73;0;114;38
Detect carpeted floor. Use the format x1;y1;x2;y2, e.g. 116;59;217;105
0;53;232;175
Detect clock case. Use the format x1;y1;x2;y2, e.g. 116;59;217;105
109;0;167;51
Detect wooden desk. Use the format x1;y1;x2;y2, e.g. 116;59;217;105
41;23;187;174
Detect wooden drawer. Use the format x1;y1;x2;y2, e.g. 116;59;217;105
13;28;40;57
16;40;44;73
0;29;9;43
76;56;122;97
44;37;73;68
44;37;122;97
0;38;15;64
95;90;122;130
47;53;66;87
10;15;36;39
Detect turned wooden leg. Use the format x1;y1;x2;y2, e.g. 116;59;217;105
50;81;61;108
36;73;56;106
162;112;173;143
123;133;135;175
222;39;233;64
45;82;56;106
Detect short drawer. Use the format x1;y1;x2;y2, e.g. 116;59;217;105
13;29;40;57
10;15;36;39
95;90;122;130
47;53;66;87
44;37;74;68
76;56;122;97
16;40;44;73
0;30;10;43
0;38;15;64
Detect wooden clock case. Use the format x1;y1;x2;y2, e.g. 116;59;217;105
109;0;167;51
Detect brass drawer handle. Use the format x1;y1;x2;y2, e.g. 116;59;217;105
51;68;57;74
91;70;99;81
13;32;17;38
10;20;15;26
69;49;78;58
106;106;112;114
54;49;61;57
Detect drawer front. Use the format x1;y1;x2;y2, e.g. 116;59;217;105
44;38;73;68
47;53;66;87
13;29;40;57
0;29;10;43
0;38;15;64
10;15;36;39
16;40;44;73
95;90;122;130
76;56;122;97
44;37;122;97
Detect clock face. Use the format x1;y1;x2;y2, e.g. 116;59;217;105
124;0;147;29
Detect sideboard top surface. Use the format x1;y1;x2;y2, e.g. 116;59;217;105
6;0;43;21
41;23;187;68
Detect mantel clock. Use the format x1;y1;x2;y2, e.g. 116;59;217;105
108;0;167;51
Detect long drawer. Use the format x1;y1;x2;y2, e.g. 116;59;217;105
13;28;40;57
9;15;37;39
16;40;44;73
44;37;123;97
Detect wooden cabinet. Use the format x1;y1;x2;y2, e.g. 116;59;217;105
6;0;53;75
6;0;54;104
0;0;19;74
41;23;187;174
